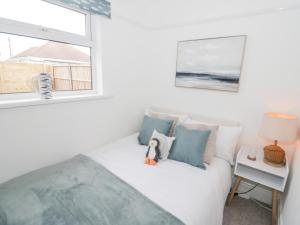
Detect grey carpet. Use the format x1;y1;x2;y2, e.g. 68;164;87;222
223;197;272;225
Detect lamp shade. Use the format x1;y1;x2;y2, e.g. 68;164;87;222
259;112;298;142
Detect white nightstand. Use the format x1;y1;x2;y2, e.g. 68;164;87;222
227;146;289;225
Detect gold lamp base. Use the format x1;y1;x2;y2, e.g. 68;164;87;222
263;140;285;167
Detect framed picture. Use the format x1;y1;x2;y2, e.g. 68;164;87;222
175;35;246;92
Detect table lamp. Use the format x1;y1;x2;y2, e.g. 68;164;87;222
259;112;298;167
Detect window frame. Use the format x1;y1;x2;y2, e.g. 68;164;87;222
0;1;100;101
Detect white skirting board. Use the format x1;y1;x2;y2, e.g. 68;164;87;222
237;180;285;225
237;180;272;205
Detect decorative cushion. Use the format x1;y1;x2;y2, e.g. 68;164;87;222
138;115;173;145
150;130;176;160
182;121;218;164
168;125;211;169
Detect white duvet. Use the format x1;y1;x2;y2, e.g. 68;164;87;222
85;133;231;225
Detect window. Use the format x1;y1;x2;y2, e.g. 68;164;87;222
0;33;92;94
0;0;97;100
0;0;86;36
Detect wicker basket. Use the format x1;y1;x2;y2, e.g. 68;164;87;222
264;145;285;164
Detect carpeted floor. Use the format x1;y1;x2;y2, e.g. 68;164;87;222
223;197;272;225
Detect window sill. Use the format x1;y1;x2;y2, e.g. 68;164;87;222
0;94;113;109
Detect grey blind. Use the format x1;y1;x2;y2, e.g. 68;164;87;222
44;0;111;18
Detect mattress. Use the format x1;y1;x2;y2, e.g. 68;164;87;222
85;133;231;225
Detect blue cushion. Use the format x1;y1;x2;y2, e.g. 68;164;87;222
168;125;211;169
138;115;173;145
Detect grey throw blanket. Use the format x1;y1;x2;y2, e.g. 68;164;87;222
0;155;184;225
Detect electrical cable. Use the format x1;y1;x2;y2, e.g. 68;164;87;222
234;183;259;196
231;182;272;212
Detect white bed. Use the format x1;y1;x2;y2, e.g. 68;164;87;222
85;133;231;225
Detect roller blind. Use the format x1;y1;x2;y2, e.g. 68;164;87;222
44;0;111;18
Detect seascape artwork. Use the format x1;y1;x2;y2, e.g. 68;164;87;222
175;36;246;92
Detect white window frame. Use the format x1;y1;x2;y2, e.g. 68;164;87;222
0;1;101;102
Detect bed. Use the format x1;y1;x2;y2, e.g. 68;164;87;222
0;134;231;225
85;133;232;225
0;107;238;225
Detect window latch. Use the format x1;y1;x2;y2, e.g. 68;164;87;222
41;27;49;32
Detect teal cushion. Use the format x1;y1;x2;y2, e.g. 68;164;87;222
138;115;173;145
168;125;211;169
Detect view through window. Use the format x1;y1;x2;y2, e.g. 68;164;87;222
0;33;92;94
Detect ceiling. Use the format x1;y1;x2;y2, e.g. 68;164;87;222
112;0;300;29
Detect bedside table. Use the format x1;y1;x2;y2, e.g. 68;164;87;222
226;146;289;225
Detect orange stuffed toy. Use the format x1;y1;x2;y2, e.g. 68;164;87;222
144;138;161;165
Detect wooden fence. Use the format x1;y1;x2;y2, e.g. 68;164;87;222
0;62;52;93
53;65;92;91
0;62;91;94
53;78;92;90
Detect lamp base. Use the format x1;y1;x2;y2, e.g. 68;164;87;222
263;143;285;167
263;158;285;167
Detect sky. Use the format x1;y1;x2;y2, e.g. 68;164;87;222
0;34;45;61
177;36;246;76
0;0;89;61
0;33;90;61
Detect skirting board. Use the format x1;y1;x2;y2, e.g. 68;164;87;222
237;180;272;205
238;180;286;225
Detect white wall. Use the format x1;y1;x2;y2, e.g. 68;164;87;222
145;9;300;148
0;17;151;183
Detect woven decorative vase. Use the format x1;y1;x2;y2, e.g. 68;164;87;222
264;145;285;165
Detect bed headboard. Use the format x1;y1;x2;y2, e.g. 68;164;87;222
149;106;240;127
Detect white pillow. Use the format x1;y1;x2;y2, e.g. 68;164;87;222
150;130;176;160
185;118;242;165
145;109;188;135
215;126;242;165
145;109;188;123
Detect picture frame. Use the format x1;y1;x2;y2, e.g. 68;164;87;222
175;35;247;92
